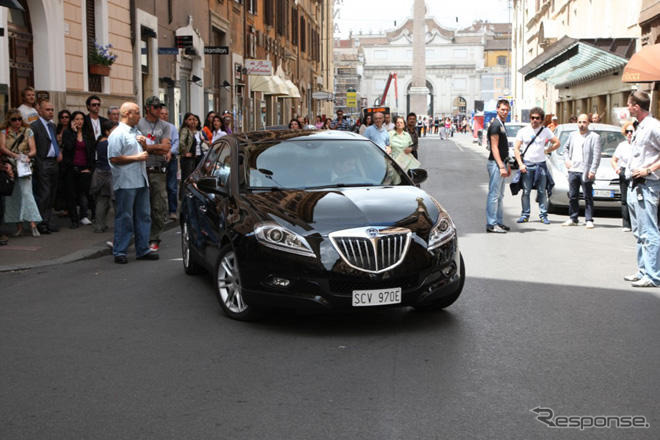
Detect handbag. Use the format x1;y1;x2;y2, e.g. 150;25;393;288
510;127;544;170
0;166;15;196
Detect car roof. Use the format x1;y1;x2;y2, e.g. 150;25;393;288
554;123;622;133
233;129;365;144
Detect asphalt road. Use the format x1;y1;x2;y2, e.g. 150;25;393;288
1;135;658;440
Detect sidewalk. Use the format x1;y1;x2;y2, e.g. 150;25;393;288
0;214;178;272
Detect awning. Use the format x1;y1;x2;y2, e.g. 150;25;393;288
622;44;660;83
249;75;288;95
270;76;290;96
283;79;301;98
519;36;635;88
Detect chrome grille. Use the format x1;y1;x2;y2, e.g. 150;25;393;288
329;227;412;273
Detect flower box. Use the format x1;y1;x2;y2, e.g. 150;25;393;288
89;64;111;76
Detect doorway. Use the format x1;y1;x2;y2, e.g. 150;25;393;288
8;0;34;109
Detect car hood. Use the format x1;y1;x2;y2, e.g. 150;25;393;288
243;186;443;236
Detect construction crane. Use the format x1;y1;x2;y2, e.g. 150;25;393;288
374;73;398;108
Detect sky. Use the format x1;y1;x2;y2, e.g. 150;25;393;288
334;0;512;38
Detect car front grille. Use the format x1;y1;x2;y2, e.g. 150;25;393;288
329;227;412;274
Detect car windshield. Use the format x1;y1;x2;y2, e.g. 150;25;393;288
556;130;625;158
242;139;407;190
506;125;524;137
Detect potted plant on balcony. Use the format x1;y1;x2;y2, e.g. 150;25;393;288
88;42;117;76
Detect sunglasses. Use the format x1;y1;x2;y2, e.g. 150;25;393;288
89;103;101;107
530;116;542;120
10;117;22;122
626;130;634;134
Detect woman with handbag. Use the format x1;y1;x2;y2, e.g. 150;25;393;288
61;111;95;228
0;109;42;237
389;116;420;172
179;113;207;187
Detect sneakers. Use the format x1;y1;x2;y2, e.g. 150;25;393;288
539;216;551;225
622;227;632;232
497;223;511;231
516;216;529;223
623;273;643;282
114;255;128;264
80;217;92;225
149;241;160;252
585;221;595;229
168;212;177;220
632;277;657;287
562;219;578;226
31;227;40;237
486;224;507;233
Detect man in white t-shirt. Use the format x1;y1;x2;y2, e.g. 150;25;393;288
17;86;40;125
562;114;602;228
514;107;560;224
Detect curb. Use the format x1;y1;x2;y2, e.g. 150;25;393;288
0;220;180;273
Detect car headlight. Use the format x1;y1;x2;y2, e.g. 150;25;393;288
427;198;455;251
254;222;315;257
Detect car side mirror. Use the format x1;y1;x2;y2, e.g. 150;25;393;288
407;168;428;185
197;176;226;194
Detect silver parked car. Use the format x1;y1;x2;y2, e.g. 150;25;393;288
547;123;625;212
504;122;527;161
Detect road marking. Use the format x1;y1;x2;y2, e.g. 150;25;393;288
453;141;464;152
170;258;183;261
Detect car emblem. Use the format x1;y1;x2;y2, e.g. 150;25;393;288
366;228;379;238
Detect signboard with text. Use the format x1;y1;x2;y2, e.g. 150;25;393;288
346;91;357;108
245;59;272;76
204;46;229;55
175;35;193;48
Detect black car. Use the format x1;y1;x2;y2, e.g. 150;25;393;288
180;129;464;320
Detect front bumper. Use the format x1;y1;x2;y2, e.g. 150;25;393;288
236;235;462;311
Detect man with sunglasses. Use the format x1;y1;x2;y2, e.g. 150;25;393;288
562;114;601;229
83;95;108;142
624;91;660;288
514;107;560;224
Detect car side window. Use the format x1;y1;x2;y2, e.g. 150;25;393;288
211;143;231;186
201;143;223;176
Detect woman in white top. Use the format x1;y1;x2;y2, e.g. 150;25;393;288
611;121;635;231
211;115;227;143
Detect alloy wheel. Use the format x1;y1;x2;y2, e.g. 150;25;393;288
216;251;247;313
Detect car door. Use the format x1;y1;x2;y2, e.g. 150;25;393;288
201;140;233;265
185;144;223;266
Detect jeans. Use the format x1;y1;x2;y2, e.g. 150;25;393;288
521;162;548;218
486;160;506;226
166;156;178;214
113;186;151;257
628;180;660;284
568;171;594;222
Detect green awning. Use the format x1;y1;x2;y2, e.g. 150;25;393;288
520;37;635;88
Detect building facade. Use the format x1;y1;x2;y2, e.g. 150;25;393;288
335;18;511;119
512;0;642;123
0;0;334;131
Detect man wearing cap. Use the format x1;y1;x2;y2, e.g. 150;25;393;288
137;96;171;252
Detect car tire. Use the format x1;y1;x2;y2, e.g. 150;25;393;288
415;253;465;311
215;245;261;321
181;220;204;275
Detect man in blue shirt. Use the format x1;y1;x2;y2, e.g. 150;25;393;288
108;102;157;264
160;107;179;220
363;112;391;153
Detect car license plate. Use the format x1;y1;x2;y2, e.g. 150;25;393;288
593;189;614;198
352;287;401;307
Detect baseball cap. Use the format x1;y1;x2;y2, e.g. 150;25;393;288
551;116;558;120
145;96;163;108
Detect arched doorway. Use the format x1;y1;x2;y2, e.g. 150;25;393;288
453;96;467;116
407;80;434;116
7;0;34;108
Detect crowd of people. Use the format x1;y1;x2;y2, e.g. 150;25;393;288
0;86;237;256
485;91;660;288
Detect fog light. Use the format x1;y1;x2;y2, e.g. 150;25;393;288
270;277;290;287
441;264;456;278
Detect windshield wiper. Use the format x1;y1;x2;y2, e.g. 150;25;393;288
304;183;378;189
